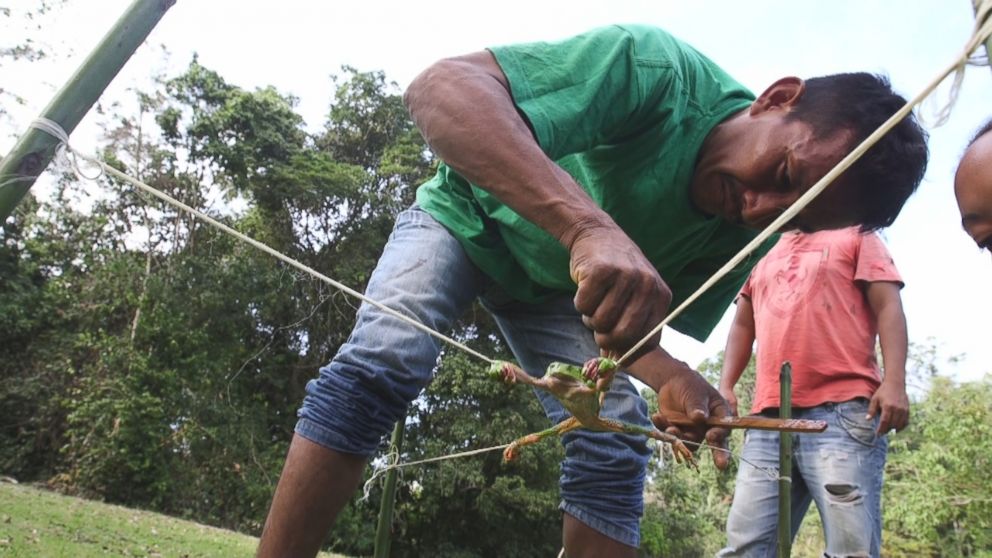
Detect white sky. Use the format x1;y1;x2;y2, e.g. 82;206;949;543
3;0;991;383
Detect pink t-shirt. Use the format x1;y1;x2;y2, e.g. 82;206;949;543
741;227;903;413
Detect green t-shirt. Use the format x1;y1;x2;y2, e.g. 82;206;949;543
416;24;774;341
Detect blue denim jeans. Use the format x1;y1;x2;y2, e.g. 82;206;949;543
718;399;888;558
296;206;652;547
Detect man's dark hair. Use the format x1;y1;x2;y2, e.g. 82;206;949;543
967;117;992;147
787;73;929;231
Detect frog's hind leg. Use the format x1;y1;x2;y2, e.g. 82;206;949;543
593;417;697;467
503;417;582;461
643;428;697;467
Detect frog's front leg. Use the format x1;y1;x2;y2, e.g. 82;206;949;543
503;417;582;461
488;361;547;390
581;356;619;393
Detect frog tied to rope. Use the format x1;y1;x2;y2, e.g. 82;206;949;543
489;357;695;465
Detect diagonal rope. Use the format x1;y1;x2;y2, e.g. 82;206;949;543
30;116;497;366
617;3;992;367
360;443;512;501
359;434;785;504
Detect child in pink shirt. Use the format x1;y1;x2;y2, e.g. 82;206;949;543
718;227;909;558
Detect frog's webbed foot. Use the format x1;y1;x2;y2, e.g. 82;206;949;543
596;416;698;468
582;356;619;392
647;429;697;468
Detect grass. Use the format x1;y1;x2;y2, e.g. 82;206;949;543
0;478;829;557
0;482;346;557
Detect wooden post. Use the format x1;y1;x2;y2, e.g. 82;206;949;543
0;0;175;221
374;420;405;558
777;362;793;557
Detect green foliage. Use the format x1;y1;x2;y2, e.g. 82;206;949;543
640;346;992;557
0;57;431;540
884;375;992;557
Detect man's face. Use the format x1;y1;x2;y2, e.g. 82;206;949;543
955;132;992;256
691;80;859;232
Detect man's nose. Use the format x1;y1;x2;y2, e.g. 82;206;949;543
741;191;799;226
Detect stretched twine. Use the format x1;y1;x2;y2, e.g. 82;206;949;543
28;116;497;366
359;435;784;504
923;0;992;126
360;443;513;502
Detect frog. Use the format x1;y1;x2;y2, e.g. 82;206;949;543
488;357;695;465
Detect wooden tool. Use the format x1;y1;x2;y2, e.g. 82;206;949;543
664;415;827;433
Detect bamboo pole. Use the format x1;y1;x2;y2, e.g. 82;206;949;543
777;362;793;557
0;0;175;221
374;420;405;558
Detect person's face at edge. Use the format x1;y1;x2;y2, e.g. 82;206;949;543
691;77;860;233
955;131;992;258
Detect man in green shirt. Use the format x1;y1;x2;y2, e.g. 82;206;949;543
257;25;928;557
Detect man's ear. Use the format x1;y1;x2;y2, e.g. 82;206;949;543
750;77;805;116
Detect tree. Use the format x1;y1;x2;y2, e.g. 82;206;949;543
884;375;992;557
0;58;434;537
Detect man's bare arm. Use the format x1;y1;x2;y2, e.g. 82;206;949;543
404;51;671;355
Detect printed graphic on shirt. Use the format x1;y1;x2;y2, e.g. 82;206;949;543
766;246;829;319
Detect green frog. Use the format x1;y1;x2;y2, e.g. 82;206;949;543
488;357;694;465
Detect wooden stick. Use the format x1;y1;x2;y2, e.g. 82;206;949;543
665;415;827;433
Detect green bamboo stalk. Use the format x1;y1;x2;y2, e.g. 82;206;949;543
374;420;405;558
777;362;793;557
0;0;175;221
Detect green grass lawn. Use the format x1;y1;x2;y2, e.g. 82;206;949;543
0;482;346;557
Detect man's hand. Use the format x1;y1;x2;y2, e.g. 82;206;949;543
651;364;732;470
568;223;672;358
867;380;910;434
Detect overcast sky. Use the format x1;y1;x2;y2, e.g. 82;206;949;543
3;0;991;384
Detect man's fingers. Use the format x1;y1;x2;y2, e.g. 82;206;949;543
688;407;709;423
897;410;910;431
650;410;670;431
682;389;712;424
866;396;880;419
584;279;635;334
705;399;732;469
711;396;732;419
597;301;660;354
877;406;893;435
890;408;909;432
573;272;610;317
705;427;731;470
